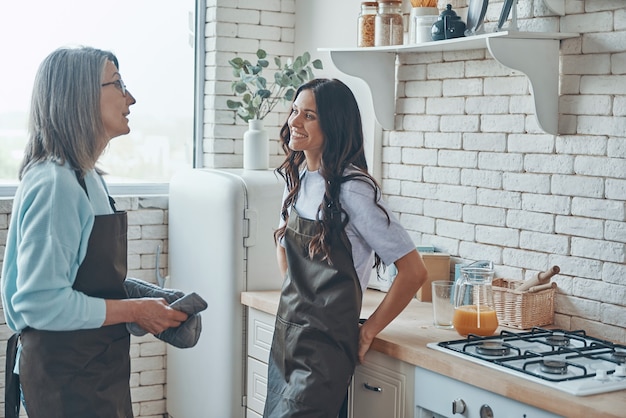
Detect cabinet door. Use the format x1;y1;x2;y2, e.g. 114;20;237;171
247;356;268;415
246;408;263;418
350;351;414;418
248;308;275;363
246;308;275;415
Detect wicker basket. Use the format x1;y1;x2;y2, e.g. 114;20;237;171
492;278;557;329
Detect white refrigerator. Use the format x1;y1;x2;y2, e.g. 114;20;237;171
166;168;284;418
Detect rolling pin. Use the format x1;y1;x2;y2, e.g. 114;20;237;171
527;282;556;293
516;265;560;292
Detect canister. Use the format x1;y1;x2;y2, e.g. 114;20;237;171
409;7;439;44
374;1;403;46
357;2;378;47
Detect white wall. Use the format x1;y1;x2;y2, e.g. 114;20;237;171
295;0;383;179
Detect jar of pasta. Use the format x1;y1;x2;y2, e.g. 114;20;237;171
375;1;403;46
357;2;378;47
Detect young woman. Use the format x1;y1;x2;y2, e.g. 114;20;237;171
1;46;188;418
264;78;428;417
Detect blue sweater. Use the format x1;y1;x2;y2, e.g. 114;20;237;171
2;161;112;332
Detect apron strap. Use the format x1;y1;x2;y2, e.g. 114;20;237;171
74;170;118;212
338;392;348;418
5;333;21;418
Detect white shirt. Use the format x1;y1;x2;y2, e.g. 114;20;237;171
279;168;416;292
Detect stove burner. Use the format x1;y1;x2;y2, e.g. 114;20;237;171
545;334;570;347
476;341;511;357
433;329;626;396
612;351;626;364
540;359;569;375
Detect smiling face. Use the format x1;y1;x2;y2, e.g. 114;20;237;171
287;88;325;171
99;60;136;150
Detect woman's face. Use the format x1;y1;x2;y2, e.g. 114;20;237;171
287;89;324;170
99;60;136;149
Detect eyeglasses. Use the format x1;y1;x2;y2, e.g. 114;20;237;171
101;79;127;97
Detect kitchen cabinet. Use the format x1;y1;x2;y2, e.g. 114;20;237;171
246;357;267;418
319;31;578;135
244;306;415;418
245;307;275;417
350;350;415;418
246;408;262;418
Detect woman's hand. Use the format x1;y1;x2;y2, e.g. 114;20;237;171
358;321;376;363
104;298;188;334
131;298;189;335
356;250;428;363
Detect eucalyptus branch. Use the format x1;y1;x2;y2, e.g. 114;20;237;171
226;49;323;123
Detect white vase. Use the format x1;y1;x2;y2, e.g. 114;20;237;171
243;119;269;170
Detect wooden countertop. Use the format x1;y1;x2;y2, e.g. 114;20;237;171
241;289;626;418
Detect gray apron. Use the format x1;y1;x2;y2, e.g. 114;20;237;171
264;208;362;417
9;175;132;418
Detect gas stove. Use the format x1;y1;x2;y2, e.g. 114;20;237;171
428;328;626;396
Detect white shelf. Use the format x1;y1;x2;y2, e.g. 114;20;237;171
319;31;579;135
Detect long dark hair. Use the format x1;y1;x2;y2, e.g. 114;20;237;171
274;78;389;266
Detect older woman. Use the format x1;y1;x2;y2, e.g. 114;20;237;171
1;46;188;418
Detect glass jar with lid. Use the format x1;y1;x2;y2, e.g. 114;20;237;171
409;6;439;44
357;2;378;47
374;0;403;46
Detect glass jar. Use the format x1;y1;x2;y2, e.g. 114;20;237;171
357;2;378;47
374;1;403;47
408;7;439;44
453;266;499;337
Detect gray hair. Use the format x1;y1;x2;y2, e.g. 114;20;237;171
20;46;119;179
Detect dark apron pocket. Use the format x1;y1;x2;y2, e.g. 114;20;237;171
265;316;354;417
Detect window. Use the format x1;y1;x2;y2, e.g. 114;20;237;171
0;0;195;194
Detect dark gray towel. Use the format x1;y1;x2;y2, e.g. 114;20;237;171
155;292;207;348
123;277;207;348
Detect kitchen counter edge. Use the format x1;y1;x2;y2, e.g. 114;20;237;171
241;289;624;418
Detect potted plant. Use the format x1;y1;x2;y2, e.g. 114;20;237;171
227;48;323;122
227;49;323;169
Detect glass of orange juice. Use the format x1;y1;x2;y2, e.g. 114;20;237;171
453;266;498;337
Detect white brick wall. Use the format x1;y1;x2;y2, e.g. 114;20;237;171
203;0;296;170
392;0;626;343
